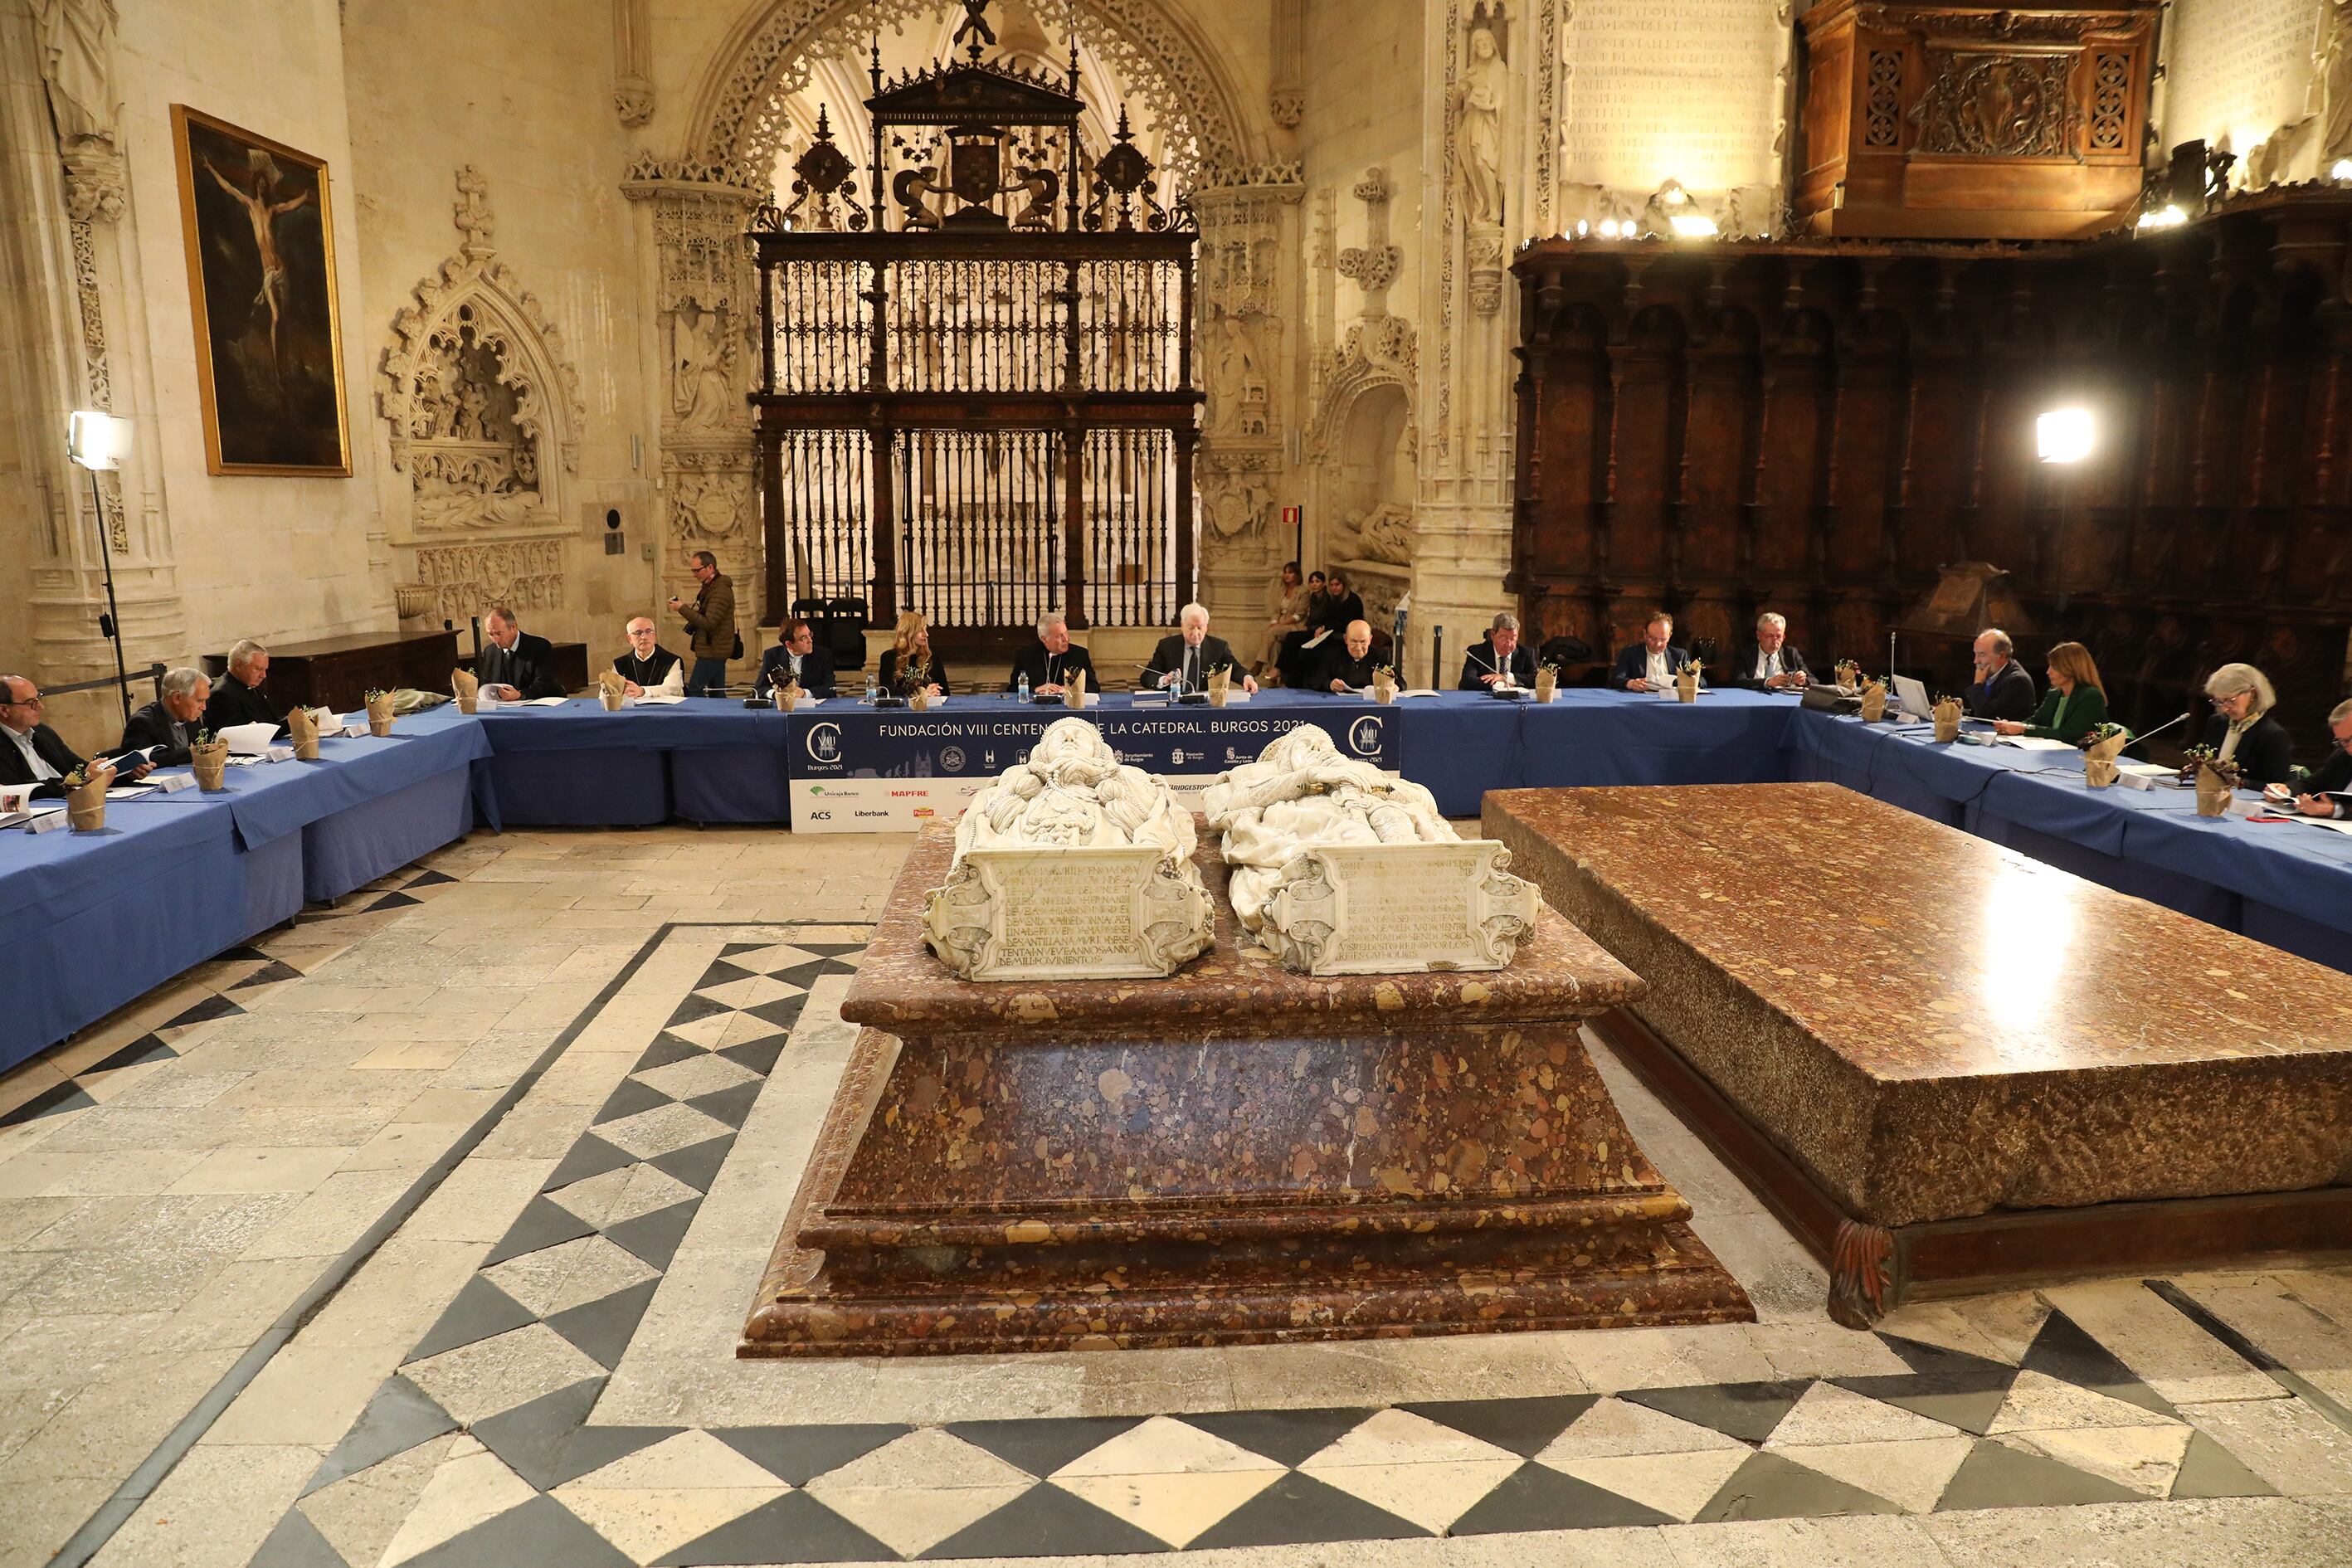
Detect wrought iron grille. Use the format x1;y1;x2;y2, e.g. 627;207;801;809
748;0;1198;634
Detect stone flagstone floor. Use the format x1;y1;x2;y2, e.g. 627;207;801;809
0;824;2348;1568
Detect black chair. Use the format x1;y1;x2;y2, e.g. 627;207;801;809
1690;636;1719;681
1538;635;1591;666
824;596;868;671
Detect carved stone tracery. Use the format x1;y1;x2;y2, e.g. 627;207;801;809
1911;51;2077;158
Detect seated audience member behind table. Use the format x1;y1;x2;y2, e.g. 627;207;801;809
119;666;213;766
757;617;836;699
1145;602;1259;694
1;674;148;798
1259;561;1307;676
1459;612;1538;689
2196;661;2293;787
612;616;684;697
1278;571;1361;687
2290;698;2352;818
203;640;285;733
1730;612;1810;692
670;549;738;696
1007;612;1096;695
878;611;948;698
1992;640;2111;746
1964;627;2037;721
476;606;566;700
1317;620;1382;693
1611;612;1697;692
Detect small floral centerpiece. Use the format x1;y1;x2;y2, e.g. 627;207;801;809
1833;658;1862;691
365;688;397;735
1931;694;1965;743
2082;722;2130;787
2182;743;2246;816
1371;664;1399;704
189;728;230;791
1533;660;1560;704
63;760;114;831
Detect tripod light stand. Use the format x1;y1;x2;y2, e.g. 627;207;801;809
66;410;133;728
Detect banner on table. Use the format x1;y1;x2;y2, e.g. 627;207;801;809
786;704;1396;833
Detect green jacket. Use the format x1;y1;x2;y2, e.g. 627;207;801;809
2023;683;2109;745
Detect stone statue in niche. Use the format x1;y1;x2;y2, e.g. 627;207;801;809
2324;0;2352;163
1344;502;1415;567
35;0;116;150
923;719;1213;981
670;303;738;430
1204;726;1537;976
407;307;551;533
1451;4;1507;230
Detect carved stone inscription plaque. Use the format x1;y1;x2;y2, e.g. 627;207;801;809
2161;0;2315;159
1564;0;1781;191
1265;840;1539;977
923;846;1213;981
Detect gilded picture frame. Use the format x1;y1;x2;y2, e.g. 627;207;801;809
169;105;351;476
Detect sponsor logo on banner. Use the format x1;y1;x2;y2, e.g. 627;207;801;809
1349;715;1384;757
939;746;967;772
913;806;934;817
806;723;842;763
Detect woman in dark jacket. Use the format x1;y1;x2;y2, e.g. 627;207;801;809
1993;640;2111;747
2193;662;2292;786
877;612;949;698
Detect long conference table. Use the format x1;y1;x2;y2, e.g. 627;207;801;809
11;686;2352;1071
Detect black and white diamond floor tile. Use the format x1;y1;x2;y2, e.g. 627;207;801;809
254;929;2307;1568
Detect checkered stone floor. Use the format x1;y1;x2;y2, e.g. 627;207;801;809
233;930;2331;1568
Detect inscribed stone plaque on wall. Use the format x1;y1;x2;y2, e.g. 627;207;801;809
1562;0;1783;192
1263;840;1538;976
2161;0;2317;158
923;846;1212;981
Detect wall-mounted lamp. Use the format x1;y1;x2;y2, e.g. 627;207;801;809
2136;203;2187;231
2333;158;2352;184
1668;212;1719;239
2037;407;2094;465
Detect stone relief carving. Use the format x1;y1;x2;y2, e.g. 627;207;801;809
411;538;565;623
2325;0;2352;163
1336;167;1403;316
1203;726;1536;975
670;301;740;430
614;0;656;126
923;719;1213;980
378;168;587;538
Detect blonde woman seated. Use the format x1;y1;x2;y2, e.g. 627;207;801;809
1259;560;1307;674
1991;640;2110;746
877;611;949;698
2190;662;2293;786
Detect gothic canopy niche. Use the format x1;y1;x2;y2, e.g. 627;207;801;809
377;167;587;538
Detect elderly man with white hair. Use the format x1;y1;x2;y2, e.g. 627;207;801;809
1006;611;1096;696
203;639;285;733
1142;602;1258;694
119;666;213;766
1730;611;1811;692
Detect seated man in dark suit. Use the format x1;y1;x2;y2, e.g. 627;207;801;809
1728;611;1811;692
756;617;837;699
1963;627;2036;721
1007;612;1096;696
202;640;285;733
612;616;684;696
477;606;566;700
1459;612;1540;689
1316;620;1382;693
2289;698;2352;818
1;674;146;798
117;667;212;767
1144;602;1259;694
1611;611;1699;692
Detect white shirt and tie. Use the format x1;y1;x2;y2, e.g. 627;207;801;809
1752;648;1784;682
1645;649;1673;687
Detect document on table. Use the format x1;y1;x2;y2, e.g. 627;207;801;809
105;785;156;800
634;694;687;706
2297;816;2352;835
1995;736;2079;752
522;696;569;707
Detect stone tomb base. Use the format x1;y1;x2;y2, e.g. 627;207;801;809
1485;784;2352;1327
742;822;1751;1356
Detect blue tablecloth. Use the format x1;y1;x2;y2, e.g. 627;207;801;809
475;699;791;825
206;704;493;850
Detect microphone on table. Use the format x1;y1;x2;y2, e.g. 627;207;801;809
2134;711;2193;746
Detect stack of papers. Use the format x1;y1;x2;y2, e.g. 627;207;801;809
635;693;687;706
1995;736;2078;752
523;696;570;708
218;722;278;755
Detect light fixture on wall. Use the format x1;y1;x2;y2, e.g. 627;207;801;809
2037;407;2095;465
1669;212;1720;239
2334;158;2352;184
2136;203;2186;230
66;410;135;724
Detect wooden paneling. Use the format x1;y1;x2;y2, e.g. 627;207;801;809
1510;192;2352;747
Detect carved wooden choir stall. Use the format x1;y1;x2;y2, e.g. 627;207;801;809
747;0;1200;670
